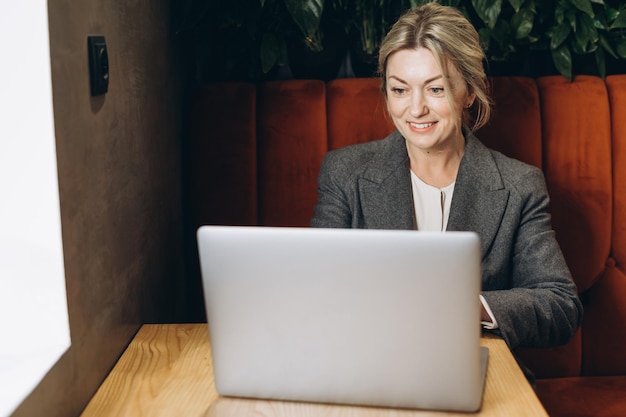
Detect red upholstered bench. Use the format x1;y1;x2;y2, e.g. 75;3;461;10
188;75;626;417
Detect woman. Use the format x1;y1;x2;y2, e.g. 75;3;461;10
311;3;582;361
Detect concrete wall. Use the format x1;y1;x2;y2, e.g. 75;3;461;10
13;0;185;415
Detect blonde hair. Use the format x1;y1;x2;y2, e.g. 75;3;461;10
378;2;491;131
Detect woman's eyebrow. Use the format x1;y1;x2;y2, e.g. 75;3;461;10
387;74;444;85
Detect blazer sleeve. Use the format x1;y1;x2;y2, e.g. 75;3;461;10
481;167;583;350
310;150;354;228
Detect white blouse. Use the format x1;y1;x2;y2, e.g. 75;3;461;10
410;170;499;329
410;171;455;232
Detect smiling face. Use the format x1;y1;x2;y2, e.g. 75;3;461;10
385;48;475;156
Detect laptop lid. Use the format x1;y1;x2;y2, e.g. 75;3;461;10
197;226;486;412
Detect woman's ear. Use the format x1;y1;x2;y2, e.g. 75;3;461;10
466;92;476;108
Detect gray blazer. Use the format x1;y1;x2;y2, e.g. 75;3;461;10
311;130;583;351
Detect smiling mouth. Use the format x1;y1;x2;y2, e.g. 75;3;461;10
409;122;435;129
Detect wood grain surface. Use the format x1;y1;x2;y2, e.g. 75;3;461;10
81;324;548;417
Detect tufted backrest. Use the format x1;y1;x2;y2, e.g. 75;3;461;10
188;75;626;379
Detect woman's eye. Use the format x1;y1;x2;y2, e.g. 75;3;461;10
391;87;407;95
429;87;444;95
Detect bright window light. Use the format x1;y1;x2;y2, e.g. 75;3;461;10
0;2;71;416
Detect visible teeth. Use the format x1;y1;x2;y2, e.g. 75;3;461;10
411;122;433;129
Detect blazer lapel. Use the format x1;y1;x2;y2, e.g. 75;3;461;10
447;132;509;257
353;129;509;247
358;132;416;229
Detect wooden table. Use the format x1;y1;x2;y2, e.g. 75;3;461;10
81;324;548;417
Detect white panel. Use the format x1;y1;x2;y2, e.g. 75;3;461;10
0;1;71;416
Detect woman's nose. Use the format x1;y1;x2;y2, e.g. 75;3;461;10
409;92;426;116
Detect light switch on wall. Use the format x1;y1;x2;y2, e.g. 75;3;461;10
88;35;109;96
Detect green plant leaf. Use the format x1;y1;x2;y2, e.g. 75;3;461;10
611;10;626;29
471;0;503;29
260;33;279;74
551;22;571;50
552;44;572;80
511;8;534;39
478;27;492;53
577;13;599;53
508;0;525;13
605;6;619;23
599;33;619;59
615;38;626;58
492;18;514;55
555;6;565;26
570;38;584;54
283;0;324;50
593;12;609;30
571;0;594;18
566;10;578;31
595;47;606;78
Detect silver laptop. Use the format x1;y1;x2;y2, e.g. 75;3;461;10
197;225;488;412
